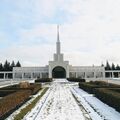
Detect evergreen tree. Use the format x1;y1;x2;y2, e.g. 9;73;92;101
3;60;10;71
116;64;120;70
105;61;111;70
0;60;21;71
101;63;104;67
111;63;115;70
10;61;15;71
16;61;21;67
0;63;3;71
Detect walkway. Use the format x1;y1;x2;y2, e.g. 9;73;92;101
35;81;85;120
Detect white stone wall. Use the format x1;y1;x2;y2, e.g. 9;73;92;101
13;66;49;80
69;66;105;79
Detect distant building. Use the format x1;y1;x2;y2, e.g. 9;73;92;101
13;26;106;80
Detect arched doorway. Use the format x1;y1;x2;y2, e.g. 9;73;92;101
52;66;66;78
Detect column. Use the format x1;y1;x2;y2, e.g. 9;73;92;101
84;72;87;79
103;72;105;79
22;73;24;79
6;73;8;79
31;73;33;79
94;72;96;78
39;73;41;78
13;72;15;80
4;73;5;79
112;72;114;78
76;72;78;78
40;73;42;78
109;72;111;78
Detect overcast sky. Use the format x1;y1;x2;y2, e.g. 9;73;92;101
0;0;120;66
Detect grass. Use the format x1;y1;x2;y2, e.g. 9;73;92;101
14;87;48;120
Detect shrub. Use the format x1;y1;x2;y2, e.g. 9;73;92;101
79;81;120;112
0;90;31;119
0;83;42;95
35;78;52;83
79;83;97;93
19;81;30;88
67;78;85;82
89;81;120;88
94;88;120;112
29;84;42;95
0;90;16;97
108;88;120;93
79;81;120;94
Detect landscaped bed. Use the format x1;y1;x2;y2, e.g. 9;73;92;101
94;88;120;112
67;78;86;82
35;78;53;83
79;81;120;112
0;90;16;97
0;83;42;119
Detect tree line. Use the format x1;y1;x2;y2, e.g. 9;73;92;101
0;60;21;71
102;61;120;70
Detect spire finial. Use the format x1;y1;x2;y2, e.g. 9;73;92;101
56;25;61;54
57;25;60;42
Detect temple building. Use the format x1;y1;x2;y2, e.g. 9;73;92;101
13;26;106;80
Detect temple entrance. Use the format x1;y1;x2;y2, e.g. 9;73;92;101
52;66;66;78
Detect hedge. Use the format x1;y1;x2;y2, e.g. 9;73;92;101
79;81;120;94
0;83;42;95
0;83;42;119
28;84;42;95
67;78;85;82
79;81;120;112
0;90;31;119
79;83;97;93
35;78;52;83
108;88;120;93
89;81;120;88
0;90;16;97
94;88;120;112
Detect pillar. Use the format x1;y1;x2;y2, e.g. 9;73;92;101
76;72;78;78
4;73;5;79
22;73;24;79
40;73;42;78
94;72;96;78
84;72;87;79
103;72;105;79
6;73;8;79
31;73;33;79
13;72;15;80
112;72;114;78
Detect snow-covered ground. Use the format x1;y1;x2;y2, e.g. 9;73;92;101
24;79;86;120
0;80;19;88
24;79;120;120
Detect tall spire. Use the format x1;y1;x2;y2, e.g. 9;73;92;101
57;25;60;42
56;25;61;54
